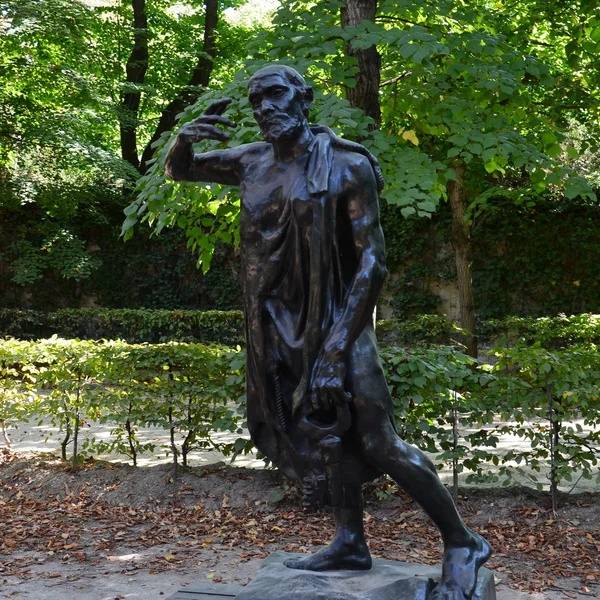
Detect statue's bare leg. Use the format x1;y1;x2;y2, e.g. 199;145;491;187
360;418;492;600
284;487;371;571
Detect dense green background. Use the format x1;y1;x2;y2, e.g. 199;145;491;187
1;0;599;322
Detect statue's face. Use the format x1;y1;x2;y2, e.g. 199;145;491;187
248;73;306;143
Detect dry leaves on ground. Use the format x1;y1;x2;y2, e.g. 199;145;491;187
0;450;598;597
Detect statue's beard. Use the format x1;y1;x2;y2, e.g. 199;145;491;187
259;113;304;143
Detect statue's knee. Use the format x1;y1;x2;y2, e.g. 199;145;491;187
360;433;384;462
362;431;434;473
403;444;436;473
361;431;404;467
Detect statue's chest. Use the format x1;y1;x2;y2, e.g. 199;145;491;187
240;162;312;237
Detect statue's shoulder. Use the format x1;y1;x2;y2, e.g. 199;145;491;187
332;149;374;189
221;141;270;169
333;145;372;169
310;125;384;193
331;143;378;192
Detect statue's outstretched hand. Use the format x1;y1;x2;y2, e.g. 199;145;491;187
177;98;237;144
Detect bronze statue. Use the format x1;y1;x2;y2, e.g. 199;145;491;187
165;64;491;600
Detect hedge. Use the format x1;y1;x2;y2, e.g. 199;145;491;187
3;308;600;348
0;308;245;345
0;338;246;473
382;342;600;509
2;336;599;509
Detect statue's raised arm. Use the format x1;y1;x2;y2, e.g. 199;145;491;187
165;98;242;186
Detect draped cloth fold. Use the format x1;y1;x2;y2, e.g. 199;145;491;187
291;131;335;427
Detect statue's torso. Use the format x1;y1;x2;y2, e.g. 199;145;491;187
237;146;317;373
238;147;313;248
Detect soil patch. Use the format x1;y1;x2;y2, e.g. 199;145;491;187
1;450;599;599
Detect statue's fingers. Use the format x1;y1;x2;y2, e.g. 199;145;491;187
203;97;233;116
319;389;333;412
200;115;237;128
192;123;230;142
330;388;352;406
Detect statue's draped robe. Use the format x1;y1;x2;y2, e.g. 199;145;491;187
241;127;393;486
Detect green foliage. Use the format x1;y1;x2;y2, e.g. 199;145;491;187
123;0;598;282
123;92;245;272
96;342;246;469
481;313;600;349
472;197;600;318
9;231;102;286
376;314;461;346
0;338;35;447
381;197;600;321
0;337;247;467
259;0;596;210
6;307;600;351
379;204;453;319
0;0;257;305
32;338;106;465
2;330;599;498
3;0;599;317
381;344;483;453
0;308;245;345
380;340;600;499
485;342;600;508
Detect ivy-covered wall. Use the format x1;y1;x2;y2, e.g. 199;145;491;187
472;197;600;318
0;195;242;311
2;194;600;319
380;198;600;321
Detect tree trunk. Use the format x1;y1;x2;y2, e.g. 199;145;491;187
61;402;72;461
125;396;137;467
340;0;381;131
119;0;148;170
168;404;179;479
452;397;459;502
71;373;81;470
547;375;559;515
71;410;80;471
1;419;10;448
140;0;219;172
448;161;478;358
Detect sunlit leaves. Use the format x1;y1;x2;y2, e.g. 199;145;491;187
125;0;598;273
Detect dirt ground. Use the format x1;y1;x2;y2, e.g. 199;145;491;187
1;449;599;600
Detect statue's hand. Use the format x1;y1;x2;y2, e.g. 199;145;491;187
311;357;351;412
177;98;237;144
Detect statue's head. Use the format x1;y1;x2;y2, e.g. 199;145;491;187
248;64;314;143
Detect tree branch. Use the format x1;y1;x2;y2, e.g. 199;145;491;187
119;0;148;171
380;71;413;87
140;0;219;172
376;15;431;29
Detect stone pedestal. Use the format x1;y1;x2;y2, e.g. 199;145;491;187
233;551;497;600
168;552;497;600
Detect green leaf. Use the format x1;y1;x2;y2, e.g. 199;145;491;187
416;200;437;213
566;146;579;159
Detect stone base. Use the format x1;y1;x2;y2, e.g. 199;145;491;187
233;551;497;600
168;582;243;599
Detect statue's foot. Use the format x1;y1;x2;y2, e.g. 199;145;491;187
284;537;372;571
431;531;492;600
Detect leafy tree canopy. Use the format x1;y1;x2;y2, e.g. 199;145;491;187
124;0;597;276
